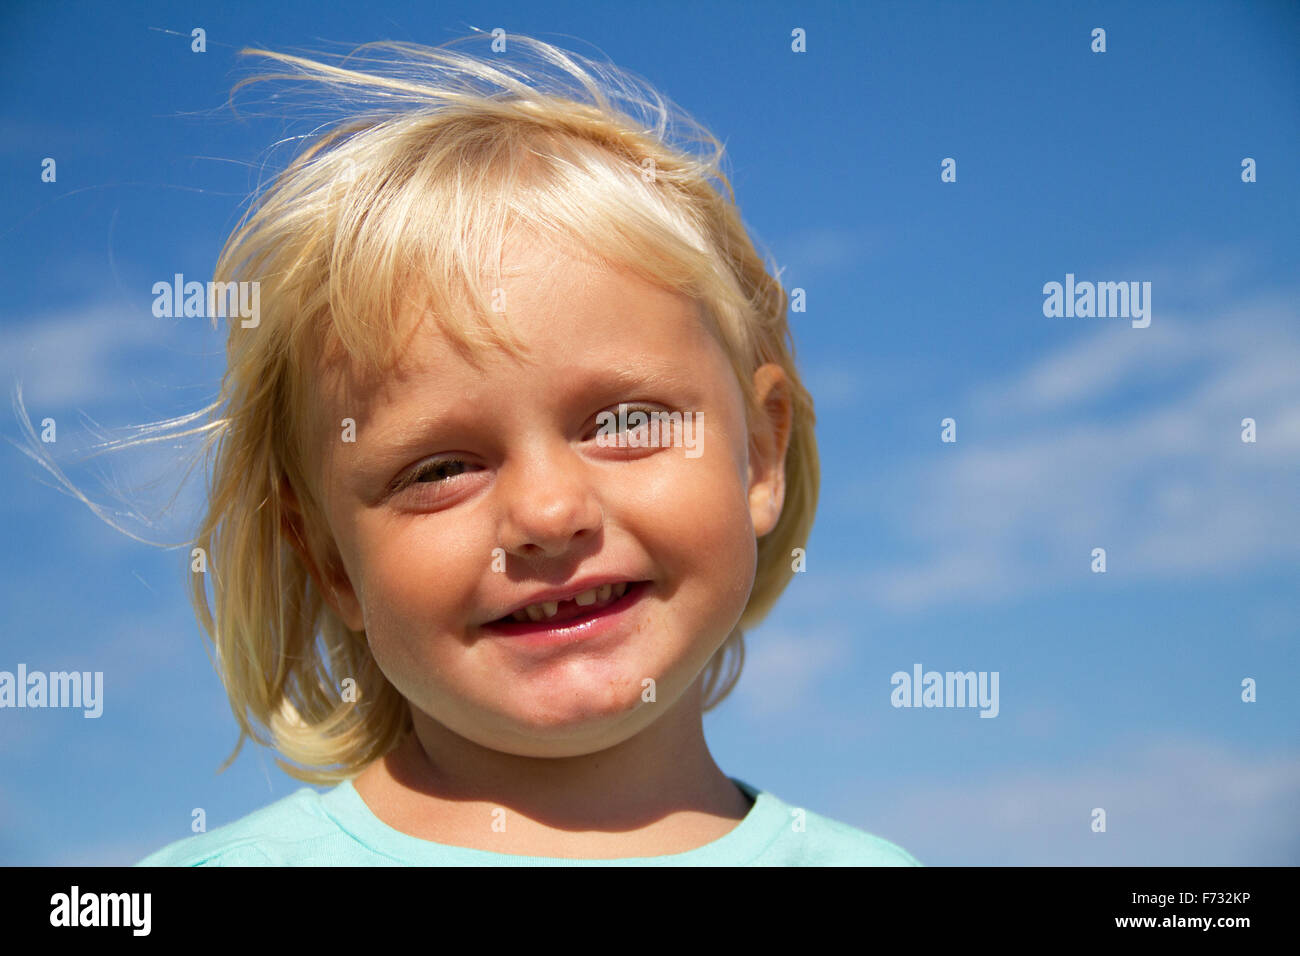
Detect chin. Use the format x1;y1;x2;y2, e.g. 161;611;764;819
482;693;656;754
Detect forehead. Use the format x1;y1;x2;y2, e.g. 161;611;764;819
311;238;726;432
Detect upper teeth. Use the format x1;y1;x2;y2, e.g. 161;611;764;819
510;582;629;622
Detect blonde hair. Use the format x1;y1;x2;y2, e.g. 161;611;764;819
34;34;820;784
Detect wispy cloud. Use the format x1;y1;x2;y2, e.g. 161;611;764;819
733;630;849;719
861;736;1300;865
0;302;218;411
2;303;220;544
844;290;1300;608
775;226;882;281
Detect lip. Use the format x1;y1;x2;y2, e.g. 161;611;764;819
479;580;650;649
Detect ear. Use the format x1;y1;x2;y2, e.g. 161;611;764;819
746;363;794;538
278;474;366;633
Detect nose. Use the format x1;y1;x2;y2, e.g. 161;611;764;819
496;440;604;560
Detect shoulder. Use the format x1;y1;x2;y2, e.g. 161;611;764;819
134;786;337;867
737;780;922;867
791;808;923;866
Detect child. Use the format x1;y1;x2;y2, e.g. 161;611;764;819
132;34;920;866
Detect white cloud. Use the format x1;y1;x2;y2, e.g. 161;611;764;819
776;226;880;278
861;736;1300;865
2;304;144;410
733;630;849;719
2;303;220;542
0;302;216;410
846;292;1300;608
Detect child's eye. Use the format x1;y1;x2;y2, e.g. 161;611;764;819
395;457;475;494
392;404;671;497
586;403;665;441
412;459;469;482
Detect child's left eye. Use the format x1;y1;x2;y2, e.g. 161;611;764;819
585;403;665;441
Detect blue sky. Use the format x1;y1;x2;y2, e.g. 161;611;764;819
1;0;1297;866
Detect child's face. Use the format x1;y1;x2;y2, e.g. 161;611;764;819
305;236;790;757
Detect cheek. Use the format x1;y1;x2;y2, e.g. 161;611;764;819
350;516;486;641
631;448;758;609
351;526;483;711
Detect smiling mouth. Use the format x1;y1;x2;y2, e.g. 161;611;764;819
485;581;649;629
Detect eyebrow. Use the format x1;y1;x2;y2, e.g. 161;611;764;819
364;360;703;460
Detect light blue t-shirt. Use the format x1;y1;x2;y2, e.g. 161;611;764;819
135;777;921;866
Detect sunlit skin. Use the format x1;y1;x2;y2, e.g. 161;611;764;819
287;234;793;858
